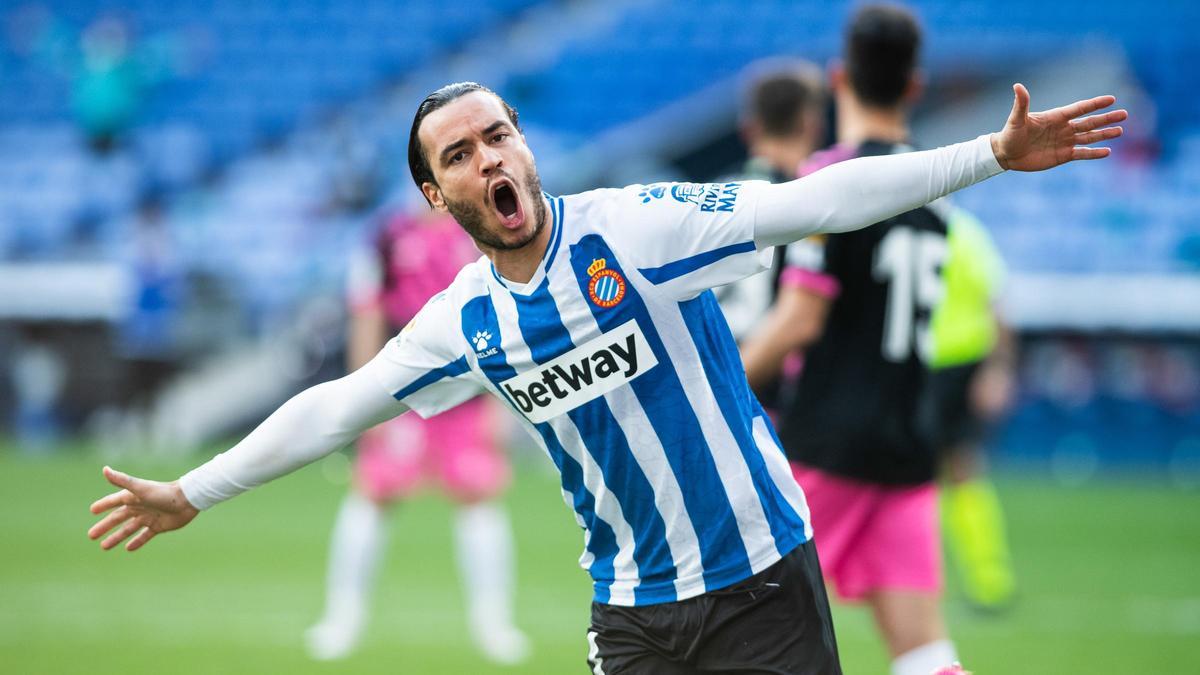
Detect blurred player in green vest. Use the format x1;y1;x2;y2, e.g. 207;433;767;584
925;207;1018;611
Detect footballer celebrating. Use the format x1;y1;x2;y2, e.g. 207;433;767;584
89;76;1124;673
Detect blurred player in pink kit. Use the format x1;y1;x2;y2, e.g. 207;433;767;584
306;205;529;664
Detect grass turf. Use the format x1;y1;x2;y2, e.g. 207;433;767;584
1;447;1197;674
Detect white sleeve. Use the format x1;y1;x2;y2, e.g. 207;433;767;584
370;291;484;417
754;134;1004;247
178;291;484;511
178;357;410;510
605;180;775;301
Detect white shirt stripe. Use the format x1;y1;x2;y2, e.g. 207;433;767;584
639;289;779;573
490;282;640;604
753;416;814;541
544;260;707;597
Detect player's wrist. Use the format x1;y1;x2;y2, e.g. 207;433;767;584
170;480;202;514
989;132;1010;170
177;469;218;511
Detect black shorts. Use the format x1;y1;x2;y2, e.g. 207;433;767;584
586;540;841;674
921;361;985;454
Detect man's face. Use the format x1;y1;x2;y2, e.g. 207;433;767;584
418;92;546;251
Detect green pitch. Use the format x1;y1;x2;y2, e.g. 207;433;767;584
2;446;1197;674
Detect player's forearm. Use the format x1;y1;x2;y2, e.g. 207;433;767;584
739;293;825;389
178;362;407;510
739;337;789;391
754;134;1003;247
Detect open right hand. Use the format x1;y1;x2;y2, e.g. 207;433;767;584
87;466;199;552
989;83;1126;171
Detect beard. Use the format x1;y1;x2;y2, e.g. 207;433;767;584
444;167;547;252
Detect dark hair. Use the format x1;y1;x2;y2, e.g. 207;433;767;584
407;81;521;192
845;3;922;108
742;60;824;137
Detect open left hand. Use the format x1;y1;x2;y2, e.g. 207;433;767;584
990;83;1126;171
87;466;199;552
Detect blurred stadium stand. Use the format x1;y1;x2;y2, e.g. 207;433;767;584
0;0;1196;473
0;0;543;151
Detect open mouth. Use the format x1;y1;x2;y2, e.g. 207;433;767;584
490;179;523;229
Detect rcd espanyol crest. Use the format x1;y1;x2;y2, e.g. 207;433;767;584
587;258;625;309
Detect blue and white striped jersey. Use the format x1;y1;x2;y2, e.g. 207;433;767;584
372;181;812;607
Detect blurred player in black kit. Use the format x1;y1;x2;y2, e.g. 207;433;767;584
741;5;973;674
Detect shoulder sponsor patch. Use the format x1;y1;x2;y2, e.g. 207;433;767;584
636;182;743;213
499;320;658;423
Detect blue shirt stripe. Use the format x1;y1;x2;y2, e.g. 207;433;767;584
391;355;471;401
511;275;679;604
637;240;757;285
460;293;622;601
570;234;753;592
677;291;808;556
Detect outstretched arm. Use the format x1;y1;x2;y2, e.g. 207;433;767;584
88;357;409;551
754;84;1125;247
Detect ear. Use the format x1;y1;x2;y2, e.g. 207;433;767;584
422;182;447;212
904;69;925;105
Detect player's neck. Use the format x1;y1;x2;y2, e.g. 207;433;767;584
837;96;909;147
751;137;812;179
484;195;555;284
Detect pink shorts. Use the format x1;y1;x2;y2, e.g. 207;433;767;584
355;398;510;503
791;462;941;601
